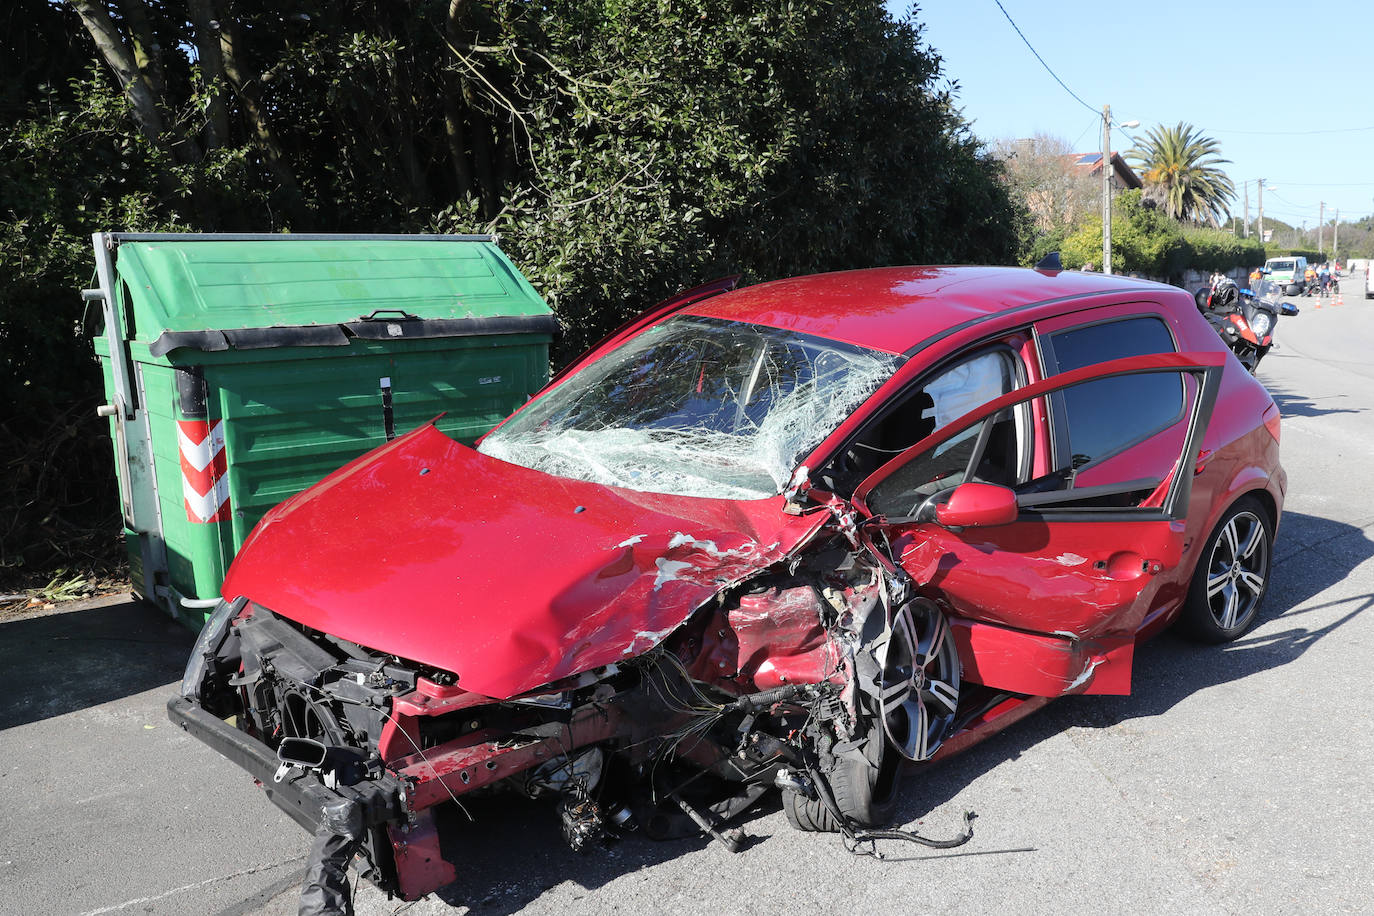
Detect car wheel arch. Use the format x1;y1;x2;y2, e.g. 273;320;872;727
1204;473;1280;535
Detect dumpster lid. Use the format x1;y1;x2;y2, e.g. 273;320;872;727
107;234;557;356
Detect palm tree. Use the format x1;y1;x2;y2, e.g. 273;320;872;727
1126;123;1235;226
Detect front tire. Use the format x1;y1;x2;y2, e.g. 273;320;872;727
1179;497;1273;642
784;599;959;832
783;709;901;832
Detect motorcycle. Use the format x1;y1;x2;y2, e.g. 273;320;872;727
1199;276;1299;373
1301;276;1338;297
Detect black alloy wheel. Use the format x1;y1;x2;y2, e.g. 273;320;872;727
1180;497;1273;642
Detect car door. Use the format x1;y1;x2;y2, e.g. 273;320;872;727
851;351;1225;697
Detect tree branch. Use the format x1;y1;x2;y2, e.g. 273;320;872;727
66;0;168;153
188;0;229;149
442;0;475;200
217;14;307;224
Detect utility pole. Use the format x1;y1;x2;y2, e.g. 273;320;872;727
1258;179;1266;244
1318;201;1325;257
1243;183;1250;237
1101;105;1113;274
1334;209;1339;260
1099;106;1138;274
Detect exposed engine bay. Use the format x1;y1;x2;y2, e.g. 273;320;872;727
173;530;976;907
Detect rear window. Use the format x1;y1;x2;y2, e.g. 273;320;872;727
1043;315;1181;470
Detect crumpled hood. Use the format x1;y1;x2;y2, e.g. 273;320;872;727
223;423;827;699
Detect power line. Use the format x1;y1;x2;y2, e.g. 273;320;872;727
1070;114;1100;150
1264;180;1374;189
1207;124;1374;137
1116;126;1145;150
991;0;1098;119
986;2;1371;219
1267;191;1313;208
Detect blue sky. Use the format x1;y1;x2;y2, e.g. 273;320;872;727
895;1;1374;229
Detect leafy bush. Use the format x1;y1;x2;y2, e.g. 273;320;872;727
428;0;1020;358
1264;246;1323;262
1055;191;1268;278
1059;191;1185;277
1183;228;1267;273
1;0;1023;586
1020;227;1069;269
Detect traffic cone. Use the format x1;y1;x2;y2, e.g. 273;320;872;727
1336;292;1344;306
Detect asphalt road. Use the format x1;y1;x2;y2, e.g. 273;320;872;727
2;276;1372;916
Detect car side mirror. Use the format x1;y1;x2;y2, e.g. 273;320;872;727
934;482;1019;529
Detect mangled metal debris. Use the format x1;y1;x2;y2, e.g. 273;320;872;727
174;494;972;905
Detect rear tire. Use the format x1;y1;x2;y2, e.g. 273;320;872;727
1179;497;1273;642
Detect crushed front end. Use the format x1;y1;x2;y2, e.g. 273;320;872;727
170;527;960;903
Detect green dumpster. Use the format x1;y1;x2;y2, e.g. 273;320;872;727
87;232;557;628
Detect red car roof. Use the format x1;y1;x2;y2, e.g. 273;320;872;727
685;266;1169;354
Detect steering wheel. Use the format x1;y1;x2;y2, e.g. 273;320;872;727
903;475;961;521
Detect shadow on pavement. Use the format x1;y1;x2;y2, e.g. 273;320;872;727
0;595;195;730
1266;382;1365;419
900;509;1373;823
410;509;1372;911
13;509;1360;911
428;793;716;914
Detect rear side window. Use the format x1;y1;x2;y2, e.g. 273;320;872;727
1041;315;1181;471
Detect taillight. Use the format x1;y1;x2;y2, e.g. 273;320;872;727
1262;402;1281;443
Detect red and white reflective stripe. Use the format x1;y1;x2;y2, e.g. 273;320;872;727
178;419;231;523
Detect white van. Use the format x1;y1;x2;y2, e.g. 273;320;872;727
1265;256;1308;295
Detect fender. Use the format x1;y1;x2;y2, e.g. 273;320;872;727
1202;460;1284;542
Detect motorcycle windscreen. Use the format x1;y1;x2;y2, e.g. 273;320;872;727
852;352;1225;696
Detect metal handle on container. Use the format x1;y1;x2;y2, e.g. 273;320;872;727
358;309;419;321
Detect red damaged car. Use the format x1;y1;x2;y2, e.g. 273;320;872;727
171;265;1285;906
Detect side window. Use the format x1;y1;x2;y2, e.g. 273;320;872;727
826;348;1024;494
1041;316;1181;473
923;351;1018;431
857;359;1219;522
866;407;1020;518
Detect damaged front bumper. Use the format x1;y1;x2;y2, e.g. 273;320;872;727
167;696;406;834
169;528;954;905
166;694;409;900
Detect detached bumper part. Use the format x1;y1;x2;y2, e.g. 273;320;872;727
166;696;407;911
167;696;404;832
299;796;365;916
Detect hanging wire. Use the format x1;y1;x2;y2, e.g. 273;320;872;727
1070;114;1101;150
1208;124;1374;137
294;678;475;820
991;0;1098;118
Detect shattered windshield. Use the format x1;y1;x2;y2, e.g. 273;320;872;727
479;315;904;499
